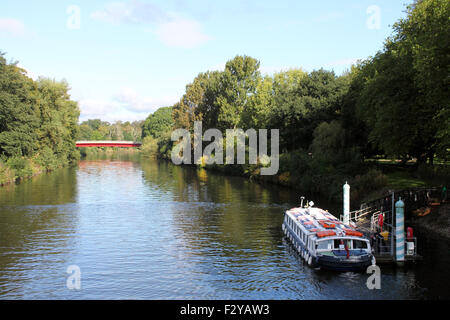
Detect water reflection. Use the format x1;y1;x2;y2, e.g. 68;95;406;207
0;168;79;298
0;155;448;299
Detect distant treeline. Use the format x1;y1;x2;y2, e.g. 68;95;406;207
0;52;80;185
78;119;143;142
141;0;449;201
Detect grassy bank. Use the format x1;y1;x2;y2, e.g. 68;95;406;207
0;154;77;187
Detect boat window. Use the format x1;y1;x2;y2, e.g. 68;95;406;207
353;240;368;249
333;239;352;249
317;240;332;250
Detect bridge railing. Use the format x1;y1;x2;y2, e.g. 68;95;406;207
75;141;142;147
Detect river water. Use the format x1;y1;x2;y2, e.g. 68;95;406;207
0;155;449;299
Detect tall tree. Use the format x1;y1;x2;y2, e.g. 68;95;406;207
354;0;450;163
142;106;174;139
215;55;262;130
0;54;39;157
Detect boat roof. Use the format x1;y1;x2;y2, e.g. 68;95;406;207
285;207;368;241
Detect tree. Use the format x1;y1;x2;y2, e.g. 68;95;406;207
0;53;39;157
269;69;347;151
240;75;273;129
393;0;450;160
173;72;210;130
215;55;262;130
36;78;80;163
142;106;174;139
354;0;450;163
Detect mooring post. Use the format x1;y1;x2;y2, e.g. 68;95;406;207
343;182;350;225
395;198;405;266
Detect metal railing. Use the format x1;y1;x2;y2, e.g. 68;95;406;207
340;206;378;224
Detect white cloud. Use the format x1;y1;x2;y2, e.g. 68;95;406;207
79;98;122;118
154;15;210;48
78;88;179;122
91;1;211;48
0;18;26;37
90;0;167;24
113;87;178;112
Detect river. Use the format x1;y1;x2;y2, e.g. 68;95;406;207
0;155;449;299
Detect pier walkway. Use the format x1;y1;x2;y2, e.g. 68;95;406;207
340;187;445;265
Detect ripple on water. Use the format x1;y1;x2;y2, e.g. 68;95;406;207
0;158;448;299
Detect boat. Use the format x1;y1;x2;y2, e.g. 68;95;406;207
282;200;375;271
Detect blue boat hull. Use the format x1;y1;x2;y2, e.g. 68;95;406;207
317;255;372;272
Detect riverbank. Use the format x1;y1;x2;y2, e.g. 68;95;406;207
0;156;78;187
145;145;447;208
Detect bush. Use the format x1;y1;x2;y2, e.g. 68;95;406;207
0;160;15;185
35;146;59;171
6;157;33;179
141;136;159;157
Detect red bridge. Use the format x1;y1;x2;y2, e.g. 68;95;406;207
76;141;142;148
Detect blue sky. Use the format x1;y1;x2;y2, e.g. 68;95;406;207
1;0;413;122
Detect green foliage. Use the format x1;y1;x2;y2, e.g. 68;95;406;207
139;0;449;201
78;119;143;142
0;160;14;185
0;54;39;157
311;121;346;162
36;78;80;164
396;0;450;159
6;156;33;179
140;136;159;157
216;55;262;130
35;146;59;171
269;69;348;151
0;52;80;185
353;0;449;163
156;132;175;160
142;107;174;139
